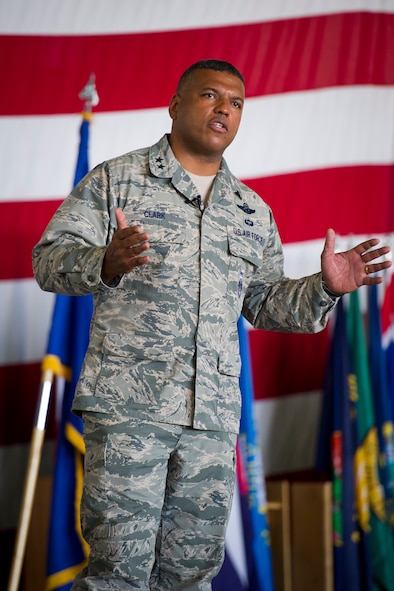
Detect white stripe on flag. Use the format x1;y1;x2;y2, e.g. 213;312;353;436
4;236;390;367
1;85;394;201
2;0;394;35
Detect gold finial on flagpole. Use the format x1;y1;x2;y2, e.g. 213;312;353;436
79;73;99;115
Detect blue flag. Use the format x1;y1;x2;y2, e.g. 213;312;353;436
214;318;274;591
44;115;93;591
237;317;274;591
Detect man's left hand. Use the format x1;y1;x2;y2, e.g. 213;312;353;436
321;228;392;295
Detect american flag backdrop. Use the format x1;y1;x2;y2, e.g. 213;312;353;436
1;0;394;582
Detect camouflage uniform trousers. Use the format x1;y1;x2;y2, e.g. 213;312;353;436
72;413;237;590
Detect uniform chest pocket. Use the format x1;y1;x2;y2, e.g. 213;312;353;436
228;231;264;268
126;205;186;250
145;220;185;243
129;218;186;292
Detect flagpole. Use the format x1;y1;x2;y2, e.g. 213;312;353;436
7;74;98;591
7;370;54;591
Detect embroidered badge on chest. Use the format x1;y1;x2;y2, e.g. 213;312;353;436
237;202;255;215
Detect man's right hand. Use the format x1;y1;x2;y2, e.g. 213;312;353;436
101;208;150;283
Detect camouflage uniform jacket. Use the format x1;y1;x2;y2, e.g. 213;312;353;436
33;134;336;434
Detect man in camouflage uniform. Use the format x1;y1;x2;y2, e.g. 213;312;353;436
33;60;391;590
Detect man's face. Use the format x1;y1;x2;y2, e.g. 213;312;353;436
169;68;245;160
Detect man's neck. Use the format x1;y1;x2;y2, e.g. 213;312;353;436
168;135;222;175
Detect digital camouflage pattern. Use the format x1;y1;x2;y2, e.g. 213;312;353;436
33;134;336;435
33;133;337;589
75;414;237;590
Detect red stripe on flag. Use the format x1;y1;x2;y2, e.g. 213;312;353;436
1;12;393;116
249;328;330;400
2;164;393;280
0;200;61;280
245;164;394;244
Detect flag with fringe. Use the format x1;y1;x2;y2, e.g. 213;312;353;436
44;115;93;591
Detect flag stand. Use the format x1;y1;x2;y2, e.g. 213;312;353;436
6;74;98;591
7;369;54;591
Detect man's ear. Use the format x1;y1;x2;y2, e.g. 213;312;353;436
169;94;180;121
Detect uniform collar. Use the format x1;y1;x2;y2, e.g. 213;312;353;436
149;134;178;178
149;134;245;205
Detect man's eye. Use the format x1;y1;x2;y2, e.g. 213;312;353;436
232;101;242;109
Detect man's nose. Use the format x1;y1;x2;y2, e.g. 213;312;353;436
214;98;230;114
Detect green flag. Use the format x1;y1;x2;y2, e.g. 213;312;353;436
347;290;394;591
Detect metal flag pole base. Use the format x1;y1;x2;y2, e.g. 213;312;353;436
7;369;54;591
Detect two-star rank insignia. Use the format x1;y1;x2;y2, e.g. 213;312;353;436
155;156;165;169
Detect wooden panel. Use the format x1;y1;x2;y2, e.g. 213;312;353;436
267;480;292;591
291;481;333;591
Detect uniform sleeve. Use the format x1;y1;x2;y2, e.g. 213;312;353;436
242;211;336;334
32;162;117;295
